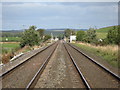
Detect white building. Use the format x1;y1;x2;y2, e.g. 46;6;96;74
70;35;76;43
55;37;59;41
51;33;54;42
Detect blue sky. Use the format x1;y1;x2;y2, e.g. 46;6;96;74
1;2;118;30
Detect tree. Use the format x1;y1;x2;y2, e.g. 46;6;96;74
76;30;86;41
107;26;119;44
37;29;45;39
85;28;97;43
64;29;76;38
20;26;40;47
44;35;51;41
58;34;64;40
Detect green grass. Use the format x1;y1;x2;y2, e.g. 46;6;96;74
0;37;21;42
73;43;119;68
96;26;117;33
1;43;20;54
96;33;107;39
2;43;20;48
95;25;118;39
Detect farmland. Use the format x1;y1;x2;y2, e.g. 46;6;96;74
1;37;21;42
95;25;118;39
73;42;119;68
96;33;107;39
1;42;20;54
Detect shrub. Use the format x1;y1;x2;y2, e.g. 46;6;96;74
20;26;40;47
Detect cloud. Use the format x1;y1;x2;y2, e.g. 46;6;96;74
0;3;2;30
1;0;120;2
2;2;118;29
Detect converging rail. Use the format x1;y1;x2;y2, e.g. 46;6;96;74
64;42;119;88
67;43;120;81
0;42;56;77
26;43;58;89
1;42;58;88
1;41;119;88
63;43;91;89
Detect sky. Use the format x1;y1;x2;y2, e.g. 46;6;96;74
1;2;118;30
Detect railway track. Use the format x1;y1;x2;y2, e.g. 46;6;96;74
63;43;91;89
26;43;58;89
1;42;57;77
67;43;120;80
34;41;87;88
64;42;120;88
27;42;119;89
1;42;58;88
1;41;119;89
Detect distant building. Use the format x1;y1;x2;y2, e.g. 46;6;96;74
55;38;58;41
51;33;54;42
70;35;76;43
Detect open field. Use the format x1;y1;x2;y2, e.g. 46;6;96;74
1;42;20;54
95;25;118;39
96;26;117;33
73;42;119;68
0;37;21;42
96;33;107;39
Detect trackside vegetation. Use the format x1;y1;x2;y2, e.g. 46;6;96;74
20;26;40;47
20;26;51;48
1;25;52;64
73;25;119;68
76;25;119;45
73;43;119;68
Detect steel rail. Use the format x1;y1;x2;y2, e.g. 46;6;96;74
0;42;57;77
26;43;58;89
63;43;91;90
67;43;120;81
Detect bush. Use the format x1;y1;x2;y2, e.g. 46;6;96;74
107;26;119;44
76;31;86;41
44;35;51;42
20;26;40;47
2;53;14;64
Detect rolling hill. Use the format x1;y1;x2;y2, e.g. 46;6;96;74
95;25;118;39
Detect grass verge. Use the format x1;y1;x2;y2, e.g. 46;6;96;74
73;43;119;68
1;43;20;54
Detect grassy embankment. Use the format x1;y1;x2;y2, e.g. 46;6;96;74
0;42;20;64
0;36;21;54
73;43;118;68
0;36;30;64
1;42;33;64
1;42;20;54
96;25;117;39
74;26;119;68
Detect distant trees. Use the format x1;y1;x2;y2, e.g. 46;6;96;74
1;32;22;37
85;28;97;43
37;29;45;39
76;28;97;44
20;26;40;47
44;35;51;41
76;26;119;45
58;34;64;40
20;26;53;47
107;26;119;44
64;29;76;38
76;31;86;41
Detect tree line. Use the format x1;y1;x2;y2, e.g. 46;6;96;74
20;26;51;47
1;32;22;37
64;26;119;45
